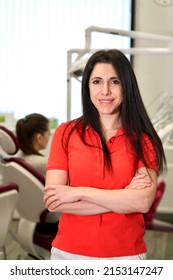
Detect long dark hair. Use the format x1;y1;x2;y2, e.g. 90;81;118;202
16;113;49;155
65;49;166;174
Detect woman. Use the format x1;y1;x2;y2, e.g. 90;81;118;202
16;113;50;176
43;50;166;260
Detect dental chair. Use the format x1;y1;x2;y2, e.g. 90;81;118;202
0;125;60;259
0;125;19;156
144;180;173;232
0;182;19;259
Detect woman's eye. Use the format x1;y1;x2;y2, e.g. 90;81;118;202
112;79;120;84
93;79;100;84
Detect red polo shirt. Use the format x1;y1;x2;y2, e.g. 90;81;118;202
47;121;158;257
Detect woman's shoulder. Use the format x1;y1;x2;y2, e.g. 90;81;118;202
54;119;81;134
22;154;47;174
21;153;47;162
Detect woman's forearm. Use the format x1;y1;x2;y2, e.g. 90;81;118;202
80;170;157;214
46;199;110;215
44;184;154;215
44;168;157;215
79;187;150;214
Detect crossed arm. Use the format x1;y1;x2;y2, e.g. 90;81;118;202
43;167;158;216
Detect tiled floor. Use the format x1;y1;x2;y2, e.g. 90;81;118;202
3;219;173;260
145;231;173;260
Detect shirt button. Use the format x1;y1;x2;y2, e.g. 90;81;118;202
109;140;112;143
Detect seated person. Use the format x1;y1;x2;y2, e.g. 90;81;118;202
16;113;51;176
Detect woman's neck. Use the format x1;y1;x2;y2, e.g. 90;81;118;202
100;114;121;141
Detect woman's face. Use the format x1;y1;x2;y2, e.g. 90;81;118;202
37;124;51;150
89;62;123;117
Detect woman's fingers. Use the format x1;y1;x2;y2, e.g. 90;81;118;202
126;173;151;189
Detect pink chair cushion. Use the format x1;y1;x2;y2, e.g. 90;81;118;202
144;180;165;223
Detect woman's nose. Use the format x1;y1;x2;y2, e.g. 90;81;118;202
102;82;111;95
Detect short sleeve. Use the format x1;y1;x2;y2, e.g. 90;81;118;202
137;134;159;173
46;123;68;171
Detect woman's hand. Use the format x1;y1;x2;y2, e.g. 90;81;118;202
126;172;152;189
43;185;80;212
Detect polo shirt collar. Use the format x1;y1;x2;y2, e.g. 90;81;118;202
86;124;124;137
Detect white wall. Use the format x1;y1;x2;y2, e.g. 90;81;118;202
133;0;173;114
134;0;173;214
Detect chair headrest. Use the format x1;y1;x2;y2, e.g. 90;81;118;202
0;125;19;155
4;157;45;185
